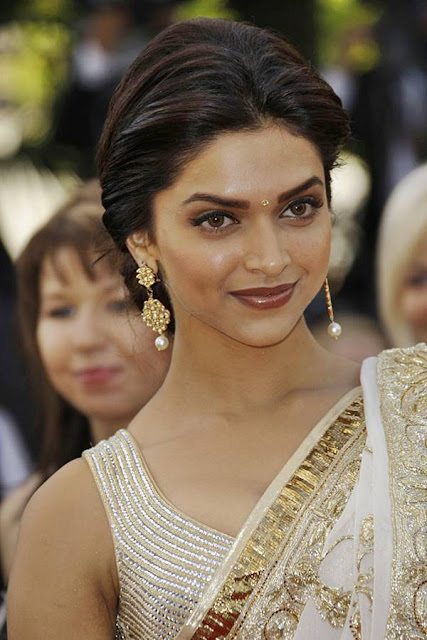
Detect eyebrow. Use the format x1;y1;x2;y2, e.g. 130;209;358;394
180;176;324;209
40;292;68;301
102;282;125;294
278;176;324;203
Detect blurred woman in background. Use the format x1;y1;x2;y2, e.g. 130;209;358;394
377;163;427;346
0;182;171;585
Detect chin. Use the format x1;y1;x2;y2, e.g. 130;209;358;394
230;324;299;349
70;396;125;420
414;331;427;344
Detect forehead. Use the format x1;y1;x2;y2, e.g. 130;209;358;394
415;229;427;256
406;226;427;266
39;246;120;292
161;125;323;202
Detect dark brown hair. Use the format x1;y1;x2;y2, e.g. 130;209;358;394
98;18;350;320
16;181;118;478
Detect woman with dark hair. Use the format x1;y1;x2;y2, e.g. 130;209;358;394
8;19;426;640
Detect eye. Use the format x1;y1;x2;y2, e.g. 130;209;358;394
108;299;127;313
207;213;226;228
281;196;323;221
190;210;238;233
408;272;427;287
47;306;74;318
289;202;309;216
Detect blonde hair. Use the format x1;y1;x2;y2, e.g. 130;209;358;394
377;164;427;347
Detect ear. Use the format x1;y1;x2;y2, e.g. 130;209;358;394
126;231;159;273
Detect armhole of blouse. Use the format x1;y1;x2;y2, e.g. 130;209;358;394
82;448;122;608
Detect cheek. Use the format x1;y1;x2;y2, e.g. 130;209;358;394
36;321;67;383
159;237;238;306
291;219;331;273
401;286;427;326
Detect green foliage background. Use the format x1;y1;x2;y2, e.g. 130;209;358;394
174;0;236;21
0;0;381;152
316;0;381;68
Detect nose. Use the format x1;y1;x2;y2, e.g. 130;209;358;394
243;219;291;277
71;309;107;352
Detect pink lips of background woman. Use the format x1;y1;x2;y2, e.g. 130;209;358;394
74;366;124;387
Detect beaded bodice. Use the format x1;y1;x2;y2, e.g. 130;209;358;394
83;430;233;640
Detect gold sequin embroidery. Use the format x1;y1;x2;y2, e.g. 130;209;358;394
349;515;374;640
378;344;427;639
190;396;365;640
252;454;364;640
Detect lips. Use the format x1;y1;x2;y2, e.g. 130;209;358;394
75;366;122;385
230;282;296;310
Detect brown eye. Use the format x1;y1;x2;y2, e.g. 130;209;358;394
289;202;307;216
192;211;237;232
208;214;225;227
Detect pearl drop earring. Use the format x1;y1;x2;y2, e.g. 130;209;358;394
323;278;342;339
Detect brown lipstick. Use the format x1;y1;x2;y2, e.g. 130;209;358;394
230;282;296;310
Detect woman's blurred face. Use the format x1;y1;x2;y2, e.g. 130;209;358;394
131;125;331;348
401;231;427;343
37;248;170;424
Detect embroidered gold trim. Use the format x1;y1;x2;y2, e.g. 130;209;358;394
378;345;427;639
232;402;366;639
349;514;374;640
190;396;365;639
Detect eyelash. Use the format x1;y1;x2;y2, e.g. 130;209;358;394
408;272;427;286
48;306;74;318
108;299;128;313
190;196;324;234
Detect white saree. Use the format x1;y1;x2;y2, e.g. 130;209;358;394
174;344;427;640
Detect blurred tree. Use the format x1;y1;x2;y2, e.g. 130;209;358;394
0;22;71;148
317;0;381;69
16;0;75;22
175;0;235;21
0;0;385;169
0;0;75;23
0;0;74;160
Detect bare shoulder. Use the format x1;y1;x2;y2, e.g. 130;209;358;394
18;458;109;554
7;458;118;640
22;458;96;519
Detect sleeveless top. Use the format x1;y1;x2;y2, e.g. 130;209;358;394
83;430;234;640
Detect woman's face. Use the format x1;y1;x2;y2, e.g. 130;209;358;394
401;231;427;343
132;125;331;348
37;247;170;423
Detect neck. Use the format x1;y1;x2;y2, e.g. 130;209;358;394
89;415;129;445
158;316;334;416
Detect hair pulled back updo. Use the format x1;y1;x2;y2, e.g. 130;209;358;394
98;18;350;321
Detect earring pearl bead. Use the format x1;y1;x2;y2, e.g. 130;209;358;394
327;322;342;339
155;335;169;351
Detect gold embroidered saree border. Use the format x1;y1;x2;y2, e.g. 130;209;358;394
377;345;427;639
189;393;365;640
231;405;367;639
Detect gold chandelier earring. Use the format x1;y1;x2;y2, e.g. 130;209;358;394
323;278;342;339
136;264;171;351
